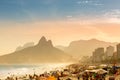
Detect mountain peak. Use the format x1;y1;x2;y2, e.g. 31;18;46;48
89;38;99;42
37;36;53;47
47;40;53;47
37;36;47;45
40;36;47;42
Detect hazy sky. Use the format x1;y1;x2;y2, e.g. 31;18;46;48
0;0;120;55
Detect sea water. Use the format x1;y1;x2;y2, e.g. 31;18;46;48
0;63;69;79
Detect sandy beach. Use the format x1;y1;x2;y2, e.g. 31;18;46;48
1;63;120;80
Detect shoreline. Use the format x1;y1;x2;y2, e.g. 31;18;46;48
0;63;71;80
1;63;120;80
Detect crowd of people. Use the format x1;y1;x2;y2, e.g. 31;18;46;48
4;64;120;80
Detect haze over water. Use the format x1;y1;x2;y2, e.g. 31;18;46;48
0;63;69;79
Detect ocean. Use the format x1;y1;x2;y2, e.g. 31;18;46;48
0;63;69;79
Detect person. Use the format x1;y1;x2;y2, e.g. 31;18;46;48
29;75;33;80
57;77;60;80
15;77;18;80
112;64;117;74
109;76;115;80
89;73;92;80
85;72;89;80
77;76;80;80
66;78;71;80
82;73;85;80
93;73;97;80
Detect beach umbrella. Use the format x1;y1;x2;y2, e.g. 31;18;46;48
47;76;56;80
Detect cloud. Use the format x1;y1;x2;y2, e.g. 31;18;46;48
66;15;72;18
66;15;77;21
103;9;120;23
77;0;91;4
104;9;120;18
93;3;103;6
77;0;103;6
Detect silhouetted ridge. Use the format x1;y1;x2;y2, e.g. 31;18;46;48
89;38;99;41
64;39;118;57
0;36;73;64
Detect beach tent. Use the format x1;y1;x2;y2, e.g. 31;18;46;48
99;64;107;68
85;69;98;73
87;66;97;69
85;69;108;74
97;69;108;74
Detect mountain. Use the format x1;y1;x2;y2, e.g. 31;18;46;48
56;45;66;51
0;36;72;64
57;39;118;57
15;42;34;51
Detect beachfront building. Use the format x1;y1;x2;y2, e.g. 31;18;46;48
117;44;120;60
92;47;104;63
105;46;114;60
